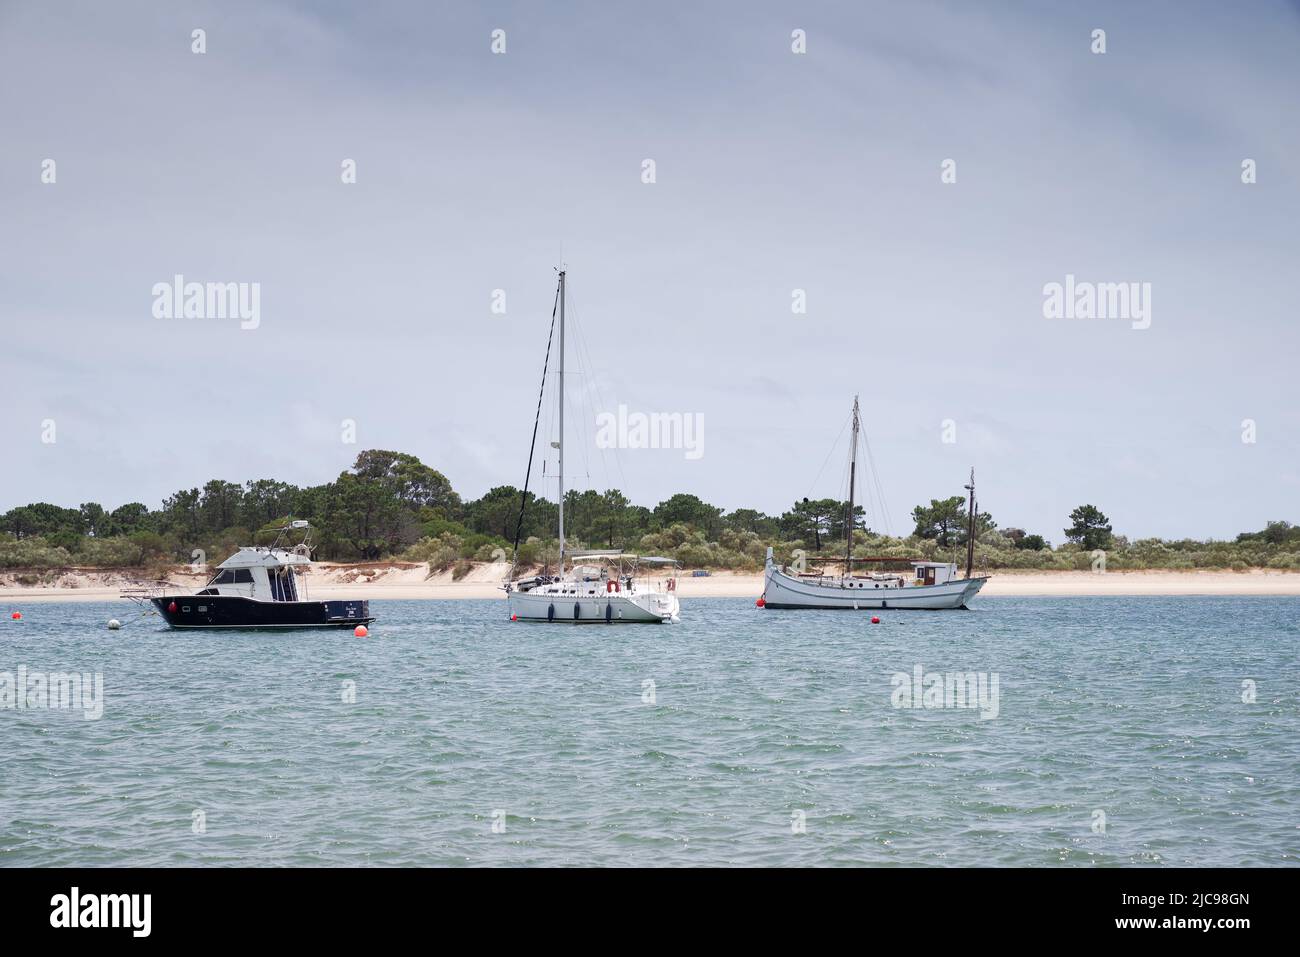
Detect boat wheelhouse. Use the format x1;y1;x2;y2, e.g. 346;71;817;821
123;522;374;629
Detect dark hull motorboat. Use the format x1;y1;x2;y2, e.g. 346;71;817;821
151;595;373;629
124;521;375;631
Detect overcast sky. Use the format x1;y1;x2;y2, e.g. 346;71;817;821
2;1;1298;541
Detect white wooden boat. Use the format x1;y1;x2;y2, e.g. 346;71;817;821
759;397;989;611
762;549;986;610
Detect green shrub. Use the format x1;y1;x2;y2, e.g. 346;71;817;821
404;532;463;575
0;538;74;569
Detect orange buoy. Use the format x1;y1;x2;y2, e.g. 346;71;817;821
871;616;880;624
354;625;368;638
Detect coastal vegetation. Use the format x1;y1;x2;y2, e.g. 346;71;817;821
2;450;1299;575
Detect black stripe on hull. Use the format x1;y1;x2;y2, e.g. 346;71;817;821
511;618;670;625
151;596;373;630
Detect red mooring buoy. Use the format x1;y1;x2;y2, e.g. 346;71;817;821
871;616;880;624
756;597;766;608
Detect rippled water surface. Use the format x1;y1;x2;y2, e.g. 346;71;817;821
2;597;1297;866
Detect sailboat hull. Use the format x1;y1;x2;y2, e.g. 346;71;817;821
762;565;987;610
507;587;679;623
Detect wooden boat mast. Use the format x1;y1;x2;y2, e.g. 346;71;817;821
964;467;976;579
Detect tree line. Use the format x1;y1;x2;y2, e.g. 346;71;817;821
2;449;1298;574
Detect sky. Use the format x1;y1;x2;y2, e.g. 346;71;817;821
2;0;1298;542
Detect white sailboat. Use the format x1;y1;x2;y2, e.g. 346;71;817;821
504;269;681;624
760;397;989;611
507;551;681;623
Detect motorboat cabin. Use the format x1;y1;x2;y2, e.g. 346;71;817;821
196;547;311;602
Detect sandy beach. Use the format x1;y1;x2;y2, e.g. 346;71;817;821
3;563;1299;603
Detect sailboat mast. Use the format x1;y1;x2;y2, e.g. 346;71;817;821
964;467;976;579
845;395;860;573
557;269;566;568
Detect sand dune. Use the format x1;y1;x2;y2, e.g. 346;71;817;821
2;563;1299;603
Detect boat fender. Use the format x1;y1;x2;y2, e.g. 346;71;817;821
667;578;675;591
547;603;555;622
573;602;581;621
607;580;614;593
605;602;613;623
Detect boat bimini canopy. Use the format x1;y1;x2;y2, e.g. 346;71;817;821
214;520;315;570
564;552;681;573
567;550;627;562
217;547;313;569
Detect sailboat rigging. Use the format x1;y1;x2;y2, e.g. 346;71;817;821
503;269;681;624
509;283;560;577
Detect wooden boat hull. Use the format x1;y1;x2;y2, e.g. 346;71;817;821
762;564;987;610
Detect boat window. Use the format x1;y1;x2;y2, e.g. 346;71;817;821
209;568;254;586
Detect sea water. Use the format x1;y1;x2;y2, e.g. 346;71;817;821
1;597;1296;867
